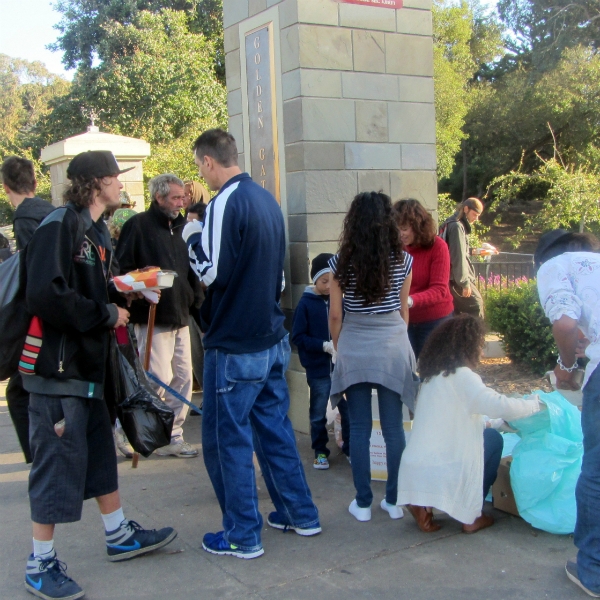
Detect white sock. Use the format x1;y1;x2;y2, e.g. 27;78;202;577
101;508;126;533
33;538;55;559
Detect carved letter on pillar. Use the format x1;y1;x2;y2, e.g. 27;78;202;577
245;24;280;203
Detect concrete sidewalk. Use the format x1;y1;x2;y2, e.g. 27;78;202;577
0;383;580;600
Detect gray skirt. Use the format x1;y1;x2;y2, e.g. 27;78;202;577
330;311;417;410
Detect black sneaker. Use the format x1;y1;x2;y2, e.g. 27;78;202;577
25;553;84;600
106;520;177;562
566;558;600;597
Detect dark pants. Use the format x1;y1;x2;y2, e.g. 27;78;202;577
574;365;600;593
345;382;405;507
307;376;350;458
451;281;484;319
407;314;453;360
28;393;119;524
6;372;32;463
189;316;204;390
483;427;503;499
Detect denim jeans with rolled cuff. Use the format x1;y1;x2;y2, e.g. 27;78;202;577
202;334;319;551
345;382;405;508
574;365;600;593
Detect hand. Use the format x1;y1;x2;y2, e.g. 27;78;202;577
461;285;472;298
182;220;203;243
323;341;335;355
114;306;130;329
576;335;590;358
553;364;581;391
120;291;144;307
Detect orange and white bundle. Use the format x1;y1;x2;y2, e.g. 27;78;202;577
114;267;177;292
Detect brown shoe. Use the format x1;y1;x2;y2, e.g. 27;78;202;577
406;505;442;533
462;513;494;534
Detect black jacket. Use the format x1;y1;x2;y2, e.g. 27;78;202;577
22;204;120;400
116;201;200;327
291;287;331;379
13;196;55;250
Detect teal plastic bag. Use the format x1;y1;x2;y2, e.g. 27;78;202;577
508;390;583;534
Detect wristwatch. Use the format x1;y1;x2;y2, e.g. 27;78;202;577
407;296;414;308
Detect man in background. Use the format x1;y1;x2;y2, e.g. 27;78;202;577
117;174;200;458
1;156;54;464
439;197;485;318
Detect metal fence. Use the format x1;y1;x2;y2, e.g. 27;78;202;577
474;260;535;293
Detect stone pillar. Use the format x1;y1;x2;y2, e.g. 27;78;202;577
224;0;437;432
40;127;151;211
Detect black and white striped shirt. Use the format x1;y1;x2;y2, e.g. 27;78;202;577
329;253;413;314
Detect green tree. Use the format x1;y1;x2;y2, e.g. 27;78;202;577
489;153;600;246
51;0;224;80
433;0;504;179
0;56;68;225
38;10;227;148
497;0;600;71
451;45;600;199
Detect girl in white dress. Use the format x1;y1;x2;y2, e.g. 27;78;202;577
397;315;541;533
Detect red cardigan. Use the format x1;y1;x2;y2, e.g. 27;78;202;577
406;236;454;323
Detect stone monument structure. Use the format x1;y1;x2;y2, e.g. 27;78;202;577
40;126;151;211
223;0;437;431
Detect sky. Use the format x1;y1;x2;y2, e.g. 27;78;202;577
0;0;73;79
0;0;499;81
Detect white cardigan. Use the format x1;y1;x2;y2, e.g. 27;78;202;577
396;367;539;524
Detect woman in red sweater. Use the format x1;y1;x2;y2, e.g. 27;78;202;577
392;199;454;358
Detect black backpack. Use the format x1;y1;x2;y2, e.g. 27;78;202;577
0;205;86;380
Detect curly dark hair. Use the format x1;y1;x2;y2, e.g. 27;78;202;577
63;176;103;208
418;315;486;382
334;191;404;305
392;199;436;248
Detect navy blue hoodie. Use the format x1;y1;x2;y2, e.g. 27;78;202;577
292;286;331;379
186;173;287;354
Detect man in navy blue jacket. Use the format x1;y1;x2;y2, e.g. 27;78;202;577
183;129;320;559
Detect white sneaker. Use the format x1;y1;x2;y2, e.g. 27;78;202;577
155;440;199;458
380;499;404;520
349;499;371;522
114;430;134;459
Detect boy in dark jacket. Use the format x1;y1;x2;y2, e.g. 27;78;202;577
292;253;349;469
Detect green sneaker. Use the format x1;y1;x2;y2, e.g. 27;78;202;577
313;454;329;470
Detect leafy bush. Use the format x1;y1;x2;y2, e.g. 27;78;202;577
485;280;557;375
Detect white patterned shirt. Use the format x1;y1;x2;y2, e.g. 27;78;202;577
537;252;600;388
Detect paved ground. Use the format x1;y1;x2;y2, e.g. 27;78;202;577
0;382;582;600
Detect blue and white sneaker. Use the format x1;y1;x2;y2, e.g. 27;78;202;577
267;512;322;536
106;520;177;562
202;531;264;559
25;552;84;600
313;454;329;470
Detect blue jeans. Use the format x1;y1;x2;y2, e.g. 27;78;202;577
575;365;600;593
202;335;319;551
345;382;405;507
307;376;331;458
407;314;452;360
483;428;503;499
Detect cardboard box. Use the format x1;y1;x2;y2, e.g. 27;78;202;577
492;456;520;516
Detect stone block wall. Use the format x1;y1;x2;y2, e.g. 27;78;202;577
224;0;437;431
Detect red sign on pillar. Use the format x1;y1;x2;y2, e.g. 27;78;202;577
335;0;403;9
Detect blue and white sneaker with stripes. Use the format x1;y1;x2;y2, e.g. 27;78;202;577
106;520;177;562
25;552;84;600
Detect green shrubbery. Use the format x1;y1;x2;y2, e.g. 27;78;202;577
485;280;557;375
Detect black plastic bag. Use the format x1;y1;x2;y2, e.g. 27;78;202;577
109;333;174;458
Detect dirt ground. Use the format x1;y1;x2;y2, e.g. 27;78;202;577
475;357;553;396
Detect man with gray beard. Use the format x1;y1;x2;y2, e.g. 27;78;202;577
117;174;201;458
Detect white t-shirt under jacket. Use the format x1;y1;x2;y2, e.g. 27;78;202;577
396;367;540;525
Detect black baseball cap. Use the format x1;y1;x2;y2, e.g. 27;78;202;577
534;229;569;270
67;151;134;180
